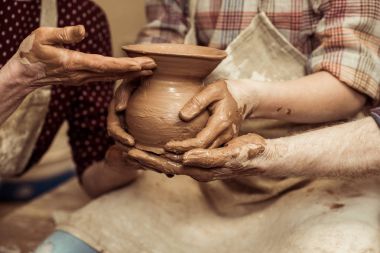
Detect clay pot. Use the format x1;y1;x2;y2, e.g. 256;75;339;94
122;44;227;154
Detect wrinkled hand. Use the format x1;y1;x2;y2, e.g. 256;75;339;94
107;79;139;147
165;79;260;153
164;80;243;154
11;25;156;87
128;134;267;182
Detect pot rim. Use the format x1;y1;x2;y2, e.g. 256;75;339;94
122;43;227;61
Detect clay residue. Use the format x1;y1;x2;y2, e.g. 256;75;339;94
345;191;363;198
135;143;165;155
330;203;345;210
126;78;209;148
162;152;183;163
275;107;291;116
123;43;229;152
242;104;248;115
123;43;227;61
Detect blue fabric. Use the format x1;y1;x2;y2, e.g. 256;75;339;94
0;169;75;201
370;107;380;128
34;230;98;253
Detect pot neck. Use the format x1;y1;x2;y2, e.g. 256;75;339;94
148;73;204;84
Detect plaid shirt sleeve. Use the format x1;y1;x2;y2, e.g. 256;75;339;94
136;0;189;44
308;0;380;103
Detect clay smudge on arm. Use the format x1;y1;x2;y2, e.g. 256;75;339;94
329;203;345;210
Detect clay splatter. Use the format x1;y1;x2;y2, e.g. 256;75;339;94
330;203;345;210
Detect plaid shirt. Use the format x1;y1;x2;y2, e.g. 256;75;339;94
137;0;380;103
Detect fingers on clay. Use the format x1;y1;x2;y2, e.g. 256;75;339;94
208;127;234;149
179;84;221;121
183;147;236;168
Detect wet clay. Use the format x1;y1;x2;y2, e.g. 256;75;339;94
123;44;226;153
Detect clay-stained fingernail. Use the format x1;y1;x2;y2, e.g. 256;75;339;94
139;70;154;76
141;62;157;69
164;141;175;150
179;108;196;121
133;57;156;69
66;25;86;43
124;137;135;146
128;64;142;71
136;57;155;64
127;149;141;159
115;97;128;110
164;142;185;154
115;104;126;111
74;25;85;39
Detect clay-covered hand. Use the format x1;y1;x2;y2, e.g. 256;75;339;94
107;79;140;147
127;148;214;181
7;25;156;87
128;134;267;182
183;133;266;171
165;80;256;154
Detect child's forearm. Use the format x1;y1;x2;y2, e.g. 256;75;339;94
81;160;138;198
81;146;139;198
228;71;366;123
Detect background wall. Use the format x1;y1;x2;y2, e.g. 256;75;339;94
93;0;147;56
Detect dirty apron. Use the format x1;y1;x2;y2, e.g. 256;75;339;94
0;0;57;177
56;7;380;253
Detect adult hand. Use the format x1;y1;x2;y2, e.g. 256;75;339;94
128;134;267;182
164;80;257;154
107;79;139;147
9;25;156;87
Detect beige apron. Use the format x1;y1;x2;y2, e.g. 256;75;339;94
0;0;57;177
57;4;380;253
184;1;310;216
198;11;311;217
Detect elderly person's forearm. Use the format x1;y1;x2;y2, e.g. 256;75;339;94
0;57;35;125
173;117;380;181
257;117;380;178
0;25;156;126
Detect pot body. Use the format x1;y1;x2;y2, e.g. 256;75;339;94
123;44;226;153
126;75;209;151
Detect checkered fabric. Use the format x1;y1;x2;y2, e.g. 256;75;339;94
137;0;380;103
